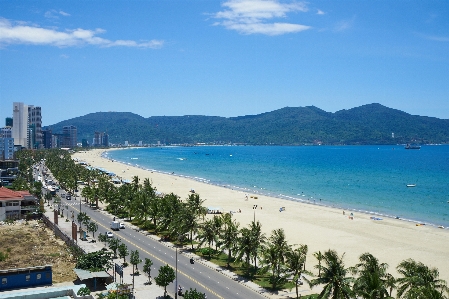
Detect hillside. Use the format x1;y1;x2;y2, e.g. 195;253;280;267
45;104;449;145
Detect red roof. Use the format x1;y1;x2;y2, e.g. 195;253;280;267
0;187;24;200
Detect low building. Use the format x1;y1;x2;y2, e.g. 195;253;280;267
0;187;38;221
0;265;52;291
0;187;23;221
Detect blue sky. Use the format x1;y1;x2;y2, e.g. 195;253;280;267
1;0;448;126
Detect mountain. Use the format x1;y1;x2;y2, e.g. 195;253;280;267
45;104;449;145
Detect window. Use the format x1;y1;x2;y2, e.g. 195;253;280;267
37;273;41;280
26;275;30;281
2;277;7;285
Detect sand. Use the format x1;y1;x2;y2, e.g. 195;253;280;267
73;148;449;283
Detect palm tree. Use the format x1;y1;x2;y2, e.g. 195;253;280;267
196;219;215;259
133;178;156;226
236;227;252;270
314;251;324;277
212;215;223;251
260;228;291;289
396;259;448;299
351;253;390;299
249;220;265;272
307;249;354;299
287;244;310;299
186;193;207;219
218;215;239;268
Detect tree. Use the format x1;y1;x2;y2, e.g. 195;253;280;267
184;288;207;299
249;220;266;272
287;244;310;299
130;249;142;290
196;219;216;259
108;238;121;258
77;286;91;296
143;258;154;284
77;212;89;231
314;251;324;277
118;243;129;264
236;227;252;271
98;233;108;248
306;249;354;299
76;250;113;272
260;228;291;289
218;214;239;268
396;259;448;299
87;221;98;238
351;253;390;299
155;264;175;297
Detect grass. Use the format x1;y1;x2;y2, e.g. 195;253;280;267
195;248;298;292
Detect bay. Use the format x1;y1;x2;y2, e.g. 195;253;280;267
106;145;449;227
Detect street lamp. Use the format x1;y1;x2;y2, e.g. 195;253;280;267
253;205;258;222
175;243;178;299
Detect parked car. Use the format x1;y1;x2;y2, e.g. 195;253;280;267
105;231;113;238
119;223;125;229
61;193;65;198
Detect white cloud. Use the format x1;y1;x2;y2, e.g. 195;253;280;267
418;33;449;42
317;9;325;15
333;18;354;32
213;0;311;35
45;9;71;19
0;18;164;48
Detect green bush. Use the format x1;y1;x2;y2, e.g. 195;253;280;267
0;251;8;262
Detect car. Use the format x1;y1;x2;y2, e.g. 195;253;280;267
105;231;113;238
66;194;71;200
61;193;65;198
119;223;125;229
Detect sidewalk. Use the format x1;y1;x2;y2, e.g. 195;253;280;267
43;204;168;299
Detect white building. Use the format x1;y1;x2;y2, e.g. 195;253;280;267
12;102;28;148
0;187;24;221
11;102;43;149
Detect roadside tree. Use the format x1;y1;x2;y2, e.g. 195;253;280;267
155;264;175;297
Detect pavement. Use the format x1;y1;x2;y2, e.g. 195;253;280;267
43;204;168;299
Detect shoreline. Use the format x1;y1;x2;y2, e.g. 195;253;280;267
103;148;448;230
73;148;449;283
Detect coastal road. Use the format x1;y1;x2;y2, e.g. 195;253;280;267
57;190;267;299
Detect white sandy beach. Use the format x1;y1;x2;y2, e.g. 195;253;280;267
73;148;449;283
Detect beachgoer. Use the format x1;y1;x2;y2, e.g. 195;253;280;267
343;211;345;215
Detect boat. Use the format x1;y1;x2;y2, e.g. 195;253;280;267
406;184;416;187
405;144;421;150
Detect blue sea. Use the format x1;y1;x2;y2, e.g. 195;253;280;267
105;145;449;228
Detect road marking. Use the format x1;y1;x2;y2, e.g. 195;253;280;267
71;206;224;299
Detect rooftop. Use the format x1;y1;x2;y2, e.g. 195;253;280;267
0;187;23;201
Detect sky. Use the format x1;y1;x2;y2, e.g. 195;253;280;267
1;0;448;126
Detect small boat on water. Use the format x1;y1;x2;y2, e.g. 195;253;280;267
405;144;421;150
406;184;416;187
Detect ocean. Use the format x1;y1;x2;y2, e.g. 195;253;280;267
105;145;449;228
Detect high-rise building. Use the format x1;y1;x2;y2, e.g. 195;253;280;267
42;129;53;149
5;118;13;127
93;131;109;147
12;102;28;148
0;138;15;160
11;102;43;149
0;127;12;138
62;126;77;148
28;105;42;148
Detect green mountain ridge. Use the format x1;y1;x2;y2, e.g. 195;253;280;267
45;103;449;145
